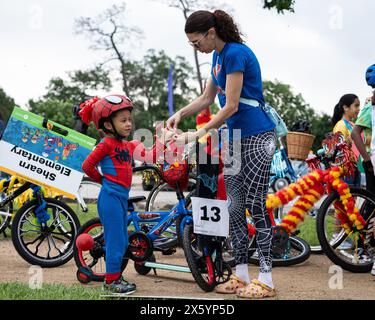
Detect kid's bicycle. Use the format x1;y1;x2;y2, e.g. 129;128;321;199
0;176;80;267
74;164;196;283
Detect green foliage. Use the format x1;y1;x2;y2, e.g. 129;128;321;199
263;79;315;129
263;79;330;151
310;113;332;151
0;87;16;123
26;51;198;140
27;66;111;140
263;0;295;13
119;49;199;133
42;66;112;103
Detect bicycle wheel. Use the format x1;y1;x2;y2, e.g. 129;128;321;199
11;198;80;267
317;187;375;273
0;192;13;233
274;195;326;254
182;222;219;292
73;217;129;283
248;235;311;267
145;178;196;248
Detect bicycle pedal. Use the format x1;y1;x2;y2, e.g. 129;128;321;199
161;248;176;255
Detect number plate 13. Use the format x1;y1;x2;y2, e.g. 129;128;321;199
191;197;229;237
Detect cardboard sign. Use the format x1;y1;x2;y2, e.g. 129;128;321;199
191;197;229;237
0;107;96;199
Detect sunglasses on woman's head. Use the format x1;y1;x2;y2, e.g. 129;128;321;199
188;32;208;49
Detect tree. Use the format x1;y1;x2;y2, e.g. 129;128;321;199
43;66;112;103
310;113;332;151
28;67;112;140
0;87;16;123
263;79;315;128
263;79;330;151
75;3;143;97
123;49;198;132
27;50;199;139
263;0;295;13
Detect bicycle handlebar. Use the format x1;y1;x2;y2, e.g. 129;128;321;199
306;142;347;168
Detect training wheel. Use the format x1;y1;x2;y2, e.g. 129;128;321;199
134;254;156;275
76;267;92;284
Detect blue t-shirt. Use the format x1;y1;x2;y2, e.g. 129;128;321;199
211;42;275;139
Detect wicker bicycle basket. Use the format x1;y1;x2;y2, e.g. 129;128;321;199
286;132;315;160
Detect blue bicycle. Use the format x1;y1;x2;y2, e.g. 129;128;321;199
270;138;308;192
74;164;195;283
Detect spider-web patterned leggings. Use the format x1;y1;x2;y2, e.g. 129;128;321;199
224;131;276;273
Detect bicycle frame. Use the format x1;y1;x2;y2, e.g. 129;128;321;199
129;165;193;248
128;197;192;244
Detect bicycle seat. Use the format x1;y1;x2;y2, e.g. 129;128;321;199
127;196;146;206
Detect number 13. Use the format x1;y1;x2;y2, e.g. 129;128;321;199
200;205;221;222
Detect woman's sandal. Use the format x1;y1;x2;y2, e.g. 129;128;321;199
236;279;276;299
215;275;247;294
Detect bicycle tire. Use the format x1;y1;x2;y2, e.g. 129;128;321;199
11;198;80;268
182;222;216;292
248;236;311;267
317;187;375;273
73;217;129;282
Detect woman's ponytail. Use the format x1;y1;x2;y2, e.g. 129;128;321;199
185;10;244;44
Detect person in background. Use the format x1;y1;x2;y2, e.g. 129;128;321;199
351;65;375;193
331;93;361;186
350;64;375;276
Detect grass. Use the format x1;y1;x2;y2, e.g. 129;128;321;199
0;283;103;300
297;216;320;246
68;202;99;225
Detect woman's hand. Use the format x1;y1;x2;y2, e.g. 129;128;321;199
166;111;182;130
172;129;205;144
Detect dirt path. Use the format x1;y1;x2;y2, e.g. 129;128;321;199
1;239;375;299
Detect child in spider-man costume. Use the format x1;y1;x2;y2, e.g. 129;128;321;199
80;94;165;294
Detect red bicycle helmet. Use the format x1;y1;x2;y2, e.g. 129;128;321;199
79;94;133;129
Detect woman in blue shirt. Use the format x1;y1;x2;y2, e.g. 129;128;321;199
167;10;276;299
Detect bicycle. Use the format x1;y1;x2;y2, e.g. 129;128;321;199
306;137;375;273
269;135;375;272
0;176;80;267
74;164;195;283
179;141;308;293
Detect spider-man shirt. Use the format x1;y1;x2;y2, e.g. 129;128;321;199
82;137;161;189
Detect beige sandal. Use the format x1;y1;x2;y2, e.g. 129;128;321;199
215;275;247;294
236;279;276;299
